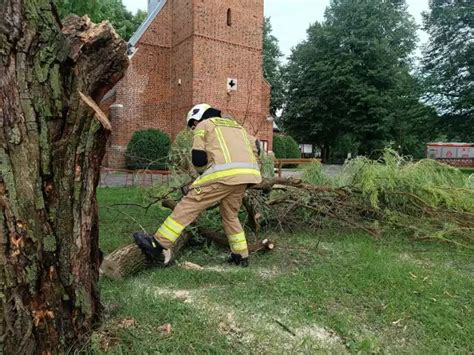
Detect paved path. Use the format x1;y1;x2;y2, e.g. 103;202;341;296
99;170;171;188
279;165;343;178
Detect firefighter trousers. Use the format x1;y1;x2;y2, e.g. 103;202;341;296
155;183;249;257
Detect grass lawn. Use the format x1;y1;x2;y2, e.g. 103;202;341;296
94;187;474;354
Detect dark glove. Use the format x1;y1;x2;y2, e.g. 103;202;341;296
181;184;191;195
133;231;163;261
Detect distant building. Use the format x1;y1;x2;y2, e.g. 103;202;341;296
102;0;272;168
426;142;474;167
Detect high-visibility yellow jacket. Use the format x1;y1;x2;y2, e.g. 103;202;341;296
191;117;262;187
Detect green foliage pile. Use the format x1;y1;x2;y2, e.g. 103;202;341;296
167;130;198;188
260;152;275;179
343;150;473;212
168;130;194;173
298;149;474;247
54;0;146;40
125;129;170;170
302;162;329;186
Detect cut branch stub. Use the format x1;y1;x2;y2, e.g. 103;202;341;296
79;92;112;130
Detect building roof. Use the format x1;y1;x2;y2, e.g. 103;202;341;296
128;0;167;48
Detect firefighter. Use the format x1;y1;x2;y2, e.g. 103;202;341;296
134;103;262;267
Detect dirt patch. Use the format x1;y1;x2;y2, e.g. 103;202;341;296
205;265;233;272
218;312;242;336
143;285;346;352
257;266;282;279
296;324;345;348
152;288;194;303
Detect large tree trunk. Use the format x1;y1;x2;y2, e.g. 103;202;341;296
0;1;128;353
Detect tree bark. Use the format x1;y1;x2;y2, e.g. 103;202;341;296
0;2;128;353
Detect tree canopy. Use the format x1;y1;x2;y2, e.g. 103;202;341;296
422;0;473;141
54;0;146;40
282;0;438;160
263;17;285;117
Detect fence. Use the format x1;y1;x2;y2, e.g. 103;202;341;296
100;167;171;187
274;158;321;177
100;159;322;186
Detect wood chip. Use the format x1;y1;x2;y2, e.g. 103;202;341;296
179;262;204;271
118;318;136;329
157;323;172;336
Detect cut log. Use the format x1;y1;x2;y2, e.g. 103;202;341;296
101;199;275;279
100;244;150;280
101;231;192;280
100;231;275;280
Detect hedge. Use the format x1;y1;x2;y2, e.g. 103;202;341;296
272;134;301;167
125;129;171;170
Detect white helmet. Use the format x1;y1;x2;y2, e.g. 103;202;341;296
187;103;211;127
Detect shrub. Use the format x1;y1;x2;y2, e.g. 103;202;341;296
125;129;171;170
272;134;301;168
284;135;301;159
272;134;286;159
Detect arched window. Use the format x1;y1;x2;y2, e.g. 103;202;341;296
227;8;232;26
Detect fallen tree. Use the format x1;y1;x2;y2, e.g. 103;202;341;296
101;150;473;279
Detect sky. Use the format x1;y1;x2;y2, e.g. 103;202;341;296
123;0;430;59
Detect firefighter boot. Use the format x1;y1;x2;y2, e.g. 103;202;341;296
227;253;249;267
133;231;167;263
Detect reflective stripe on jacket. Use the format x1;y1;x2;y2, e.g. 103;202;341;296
192;117;262;187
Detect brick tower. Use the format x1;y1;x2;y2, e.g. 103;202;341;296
103;0;272;168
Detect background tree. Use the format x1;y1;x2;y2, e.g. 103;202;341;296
283;0;435;161
422;0;473;141
263;17;285;117
0;1;128;352
55;0;146;40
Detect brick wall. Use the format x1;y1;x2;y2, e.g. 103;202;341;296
191;0;271;149
105;0;272;168
170;0;195;137
107;1;173;168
